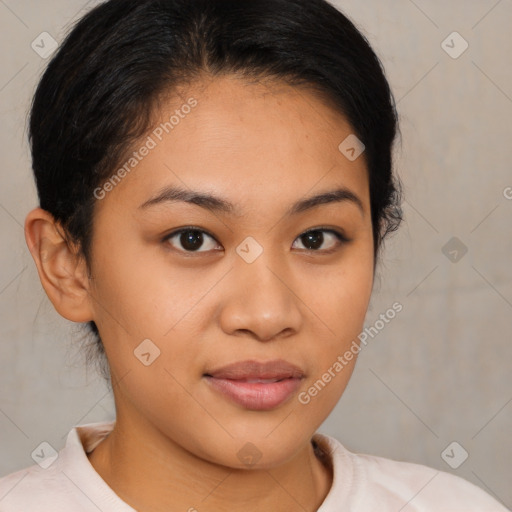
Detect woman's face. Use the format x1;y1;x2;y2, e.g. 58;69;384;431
88;74;374;468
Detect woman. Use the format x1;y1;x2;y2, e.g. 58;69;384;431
0;0;507;510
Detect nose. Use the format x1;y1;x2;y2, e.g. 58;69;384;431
218;250;303;342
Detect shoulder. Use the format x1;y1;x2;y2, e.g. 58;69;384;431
0;421;118;512
355;451;508;511
0;462;74;511
315;434;509;512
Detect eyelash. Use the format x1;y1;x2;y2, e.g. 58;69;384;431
162;226;351;255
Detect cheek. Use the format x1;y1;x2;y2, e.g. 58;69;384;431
299;238;374;381
87;237;221;406
305;242;374;330
89;233;201;338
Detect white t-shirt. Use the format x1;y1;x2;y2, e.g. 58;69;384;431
0;421;508;511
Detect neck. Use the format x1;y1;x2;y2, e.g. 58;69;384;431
87;414;332;512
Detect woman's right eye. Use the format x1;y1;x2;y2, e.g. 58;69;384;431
163;228;221;253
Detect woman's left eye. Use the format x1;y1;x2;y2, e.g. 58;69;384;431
292;229;348;252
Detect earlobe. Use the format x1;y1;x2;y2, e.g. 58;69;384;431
24;207;94;323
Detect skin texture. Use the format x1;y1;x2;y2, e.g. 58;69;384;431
25;74;375;512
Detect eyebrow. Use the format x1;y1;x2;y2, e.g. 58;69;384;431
138;185;365;217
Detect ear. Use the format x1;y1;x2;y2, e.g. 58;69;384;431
24;207;94;323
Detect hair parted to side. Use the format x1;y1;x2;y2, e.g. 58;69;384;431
28;0;403;383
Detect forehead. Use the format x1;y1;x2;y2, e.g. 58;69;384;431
95;74;370;215
170;75;358;155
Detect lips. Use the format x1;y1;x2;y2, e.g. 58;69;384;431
205;359;305;380
204;359;305;410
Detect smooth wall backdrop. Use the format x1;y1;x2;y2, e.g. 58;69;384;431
0;0;511;508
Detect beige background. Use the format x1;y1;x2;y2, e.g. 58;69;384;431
0;0;511;508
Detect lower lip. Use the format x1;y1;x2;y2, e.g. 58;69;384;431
204;376;302;410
